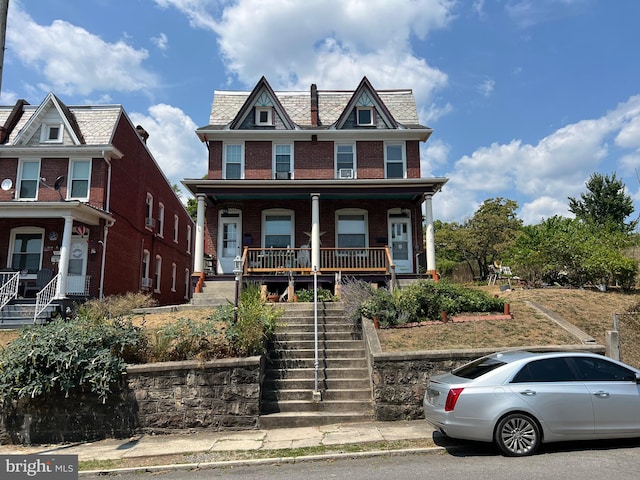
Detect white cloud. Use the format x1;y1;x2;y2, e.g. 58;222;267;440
155;0;454;104
7;2;158;96
437;94;640;224
477;78;495;97
152;33;169;51
421;139;450;177
129;104;206;199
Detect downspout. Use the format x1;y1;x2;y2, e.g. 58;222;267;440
99;152;113;299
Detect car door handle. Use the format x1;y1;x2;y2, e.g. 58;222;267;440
519;390;536;396
593;391;610;398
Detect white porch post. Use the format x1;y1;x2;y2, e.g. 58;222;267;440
194;194;206;273
55;216;73;299
424;194;436;273
311;193;320;270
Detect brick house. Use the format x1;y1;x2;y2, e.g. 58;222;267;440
183;77;447;295
0;93;194;320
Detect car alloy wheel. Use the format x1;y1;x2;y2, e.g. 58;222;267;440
495;413;541;457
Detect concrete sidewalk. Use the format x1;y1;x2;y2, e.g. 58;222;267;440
0;421;440;473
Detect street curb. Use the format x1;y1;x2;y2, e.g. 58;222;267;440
80;446;446;476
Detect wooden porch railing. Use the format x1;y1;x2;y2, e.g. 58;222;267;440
242;246;394;275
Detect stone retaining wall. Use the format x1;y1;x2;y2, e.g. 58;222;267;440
362;318;606;421
0;356;264;445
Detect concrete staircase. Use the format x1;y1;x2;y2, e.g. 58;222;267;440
0;300;58;328
260;302;374;429
191;278;236;307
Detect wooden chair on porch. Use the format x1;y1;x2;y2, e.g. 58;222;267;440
23;268;53;297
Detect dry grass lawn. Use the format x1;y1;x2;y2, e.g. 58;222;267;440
1;286;639;368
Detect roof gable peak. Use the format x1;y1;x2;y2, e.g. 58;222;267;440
334;76;399;130
229;77;298;130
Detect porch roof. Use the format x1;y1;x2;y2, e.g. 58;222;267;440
182;178;448;203
0;201;113;225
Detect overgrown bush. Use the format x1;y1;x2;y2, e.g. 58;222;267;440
295;288;336;302
74;292;157;320
0;317;144;403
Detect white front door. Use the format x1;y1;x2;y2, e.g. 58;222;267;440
388;212;413;273
67;236;88;294
217;210;242;274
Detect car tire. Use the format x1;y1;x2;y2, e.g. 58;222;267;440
494;412;541;457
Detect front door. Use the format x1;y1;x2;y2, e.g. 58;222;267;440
217;210;242;274
388;212;413;274
67;236;88;294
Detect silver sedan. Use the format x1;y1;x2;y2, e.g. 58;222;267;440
423;350;640;456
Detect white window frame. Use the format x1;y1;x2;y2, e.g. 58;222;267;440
223;143;244;179
262;209;295;248
384;142;407;179
171;263;177;292
273;143;293;179
255;107;273;126
186;225;192;254
356;107;374;126
157;203;165;238
40;123;63;143
335;143;356;179
173;215;179;243
154;255;162;293
184;268;190;300
335;208;369;253
8;227;45;275
67;159;91;200
141;249;151;287
145;193;154;229
17;159;40;200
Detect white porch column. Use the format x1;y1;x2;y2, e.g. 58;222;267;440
311;193;320;270
55;216;73;299
424;194;436;272
194;194;206;273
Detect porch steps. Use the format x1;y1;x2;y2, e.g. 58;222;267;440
0;300;58;329
259;302;374;429
191;278;236;307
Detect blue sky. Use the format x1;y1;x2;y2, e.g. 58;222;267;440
2;0;640;225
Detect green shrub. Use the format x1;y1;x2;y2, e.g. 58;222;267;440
295;288;336;302
0;317;143;403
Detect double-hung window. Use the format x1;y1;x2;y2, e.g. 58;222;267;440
17;160;40;200
385;142;406;179
336;144;355;179
263;210;294;248
224;144;243;179
157;203;165;237
68;159;91;200
274;144;292;179
10;228;44;273
336;210;368;250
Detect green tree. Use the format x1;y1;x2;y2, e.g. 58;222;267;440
186;197;197;220
568;172;638;234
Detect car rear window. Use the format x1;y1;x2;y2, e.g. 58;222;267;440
453;357;507;379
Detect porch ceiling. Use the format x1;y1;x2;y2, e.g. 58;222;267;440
182;178;448;203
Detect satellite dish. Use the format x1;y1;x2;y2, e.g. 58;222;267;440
1;178;12;191
53;175;65;191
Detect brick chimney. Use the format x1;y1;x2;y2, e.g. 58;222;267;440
310;84;318;127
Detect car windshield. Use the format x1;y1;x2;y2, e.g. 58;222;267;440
452;356;507;379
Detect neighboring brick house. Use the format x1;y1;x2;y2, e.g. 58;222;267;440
0;93;194;313
183;77;448;294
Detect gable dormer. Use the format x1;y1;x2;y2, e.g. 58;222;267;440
335;77;399;130
13;93;85;147
229;76;298;130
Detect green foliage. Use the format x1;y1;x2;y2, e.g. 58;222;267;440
295;288;336;302
339;277;377;327
568;172;637;234
355;279;504;326
0;317;144;403
225;283;281;356
74;292;157;320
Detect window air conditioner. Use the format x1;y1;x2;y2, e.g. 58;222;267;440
275;172;291;180
141;278;153;288
338;168;354;179
145;217;156;228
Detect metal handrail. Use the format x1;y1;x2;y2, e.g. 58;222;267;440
0;271;20;311
34;273;60;322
